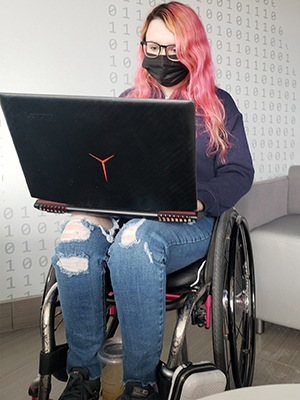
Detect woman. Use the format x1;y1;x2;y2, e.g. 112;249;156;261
55;2;254;400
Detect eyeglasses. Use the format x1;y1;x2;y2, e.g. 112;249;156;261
140;41;179;62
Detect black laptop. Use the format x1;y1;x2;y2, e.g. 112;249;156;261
0;93;204;223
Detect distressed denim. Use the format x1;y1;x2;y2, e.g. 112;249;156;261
52;215;215;384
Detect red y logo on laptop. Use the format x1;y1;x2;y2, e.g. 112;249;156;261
89;153;114;182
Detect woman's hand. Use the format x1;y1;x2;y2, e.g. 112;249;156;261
197;199;204;211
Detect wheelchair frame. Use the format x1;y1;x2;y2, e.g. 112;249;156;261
29;208;256;400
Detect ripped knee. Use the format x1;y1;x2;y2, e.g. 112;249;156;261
60;214;118;244
120;219;145;247
57;255;89;276
61;216;91;242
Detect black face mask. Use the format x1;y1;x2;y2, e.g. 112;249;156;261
142;55;189;87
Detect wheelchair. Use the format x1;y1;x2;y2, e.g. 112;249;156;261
28;208;256;400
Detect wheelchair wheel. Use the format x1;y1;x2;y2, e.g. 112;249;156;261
211;209;256;389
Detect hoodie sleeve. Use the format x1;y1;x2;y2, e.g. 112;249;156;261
197;91;254;217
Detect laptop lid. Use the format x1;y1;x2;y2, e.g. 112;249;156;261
0;93;198;220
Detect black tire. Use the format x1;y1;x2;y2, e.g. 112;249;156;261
211;209;256;389
228;215;256;387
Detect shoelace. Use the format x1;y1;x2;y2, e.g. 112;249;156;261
61;371;96;400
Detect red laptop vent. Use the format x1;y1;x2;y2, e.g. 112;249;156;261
158;211;196;223
35;200;67;213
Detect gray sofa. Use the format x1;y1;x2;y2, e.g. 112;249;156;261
236;165;300;332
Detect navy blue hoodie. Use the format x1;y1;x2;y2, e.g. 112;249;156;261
195;88;254;216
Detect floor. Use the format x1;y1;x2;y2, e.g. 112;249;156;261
1;311;300;400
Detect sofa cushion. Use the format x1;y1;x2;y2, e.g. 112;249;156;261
288;165;300;214
251;214;300;330
236;176;288;231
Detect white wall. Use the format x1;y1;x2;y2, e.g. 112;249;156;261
0;0;299;301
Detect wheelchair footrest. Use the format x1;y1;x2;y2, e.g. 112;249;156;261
167;362;226;400
39;343;68;380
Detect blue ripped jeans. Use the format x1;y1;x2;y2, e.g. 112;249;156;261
52;214;215;385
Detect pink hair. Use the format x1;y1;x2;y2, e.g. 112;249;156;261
124;1;231;162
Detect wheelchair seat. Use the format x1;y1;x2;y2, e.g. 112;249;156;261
166;258;206;293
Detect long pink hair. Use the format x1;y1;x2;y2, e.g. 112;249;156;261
125;1;231;162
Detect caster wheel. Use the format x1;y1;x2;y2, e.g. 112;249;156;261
28;375;52;399
28;376;39;397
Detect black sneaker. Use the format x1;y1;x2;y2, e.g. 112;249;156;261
117;381;159;400
58;367;100;400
